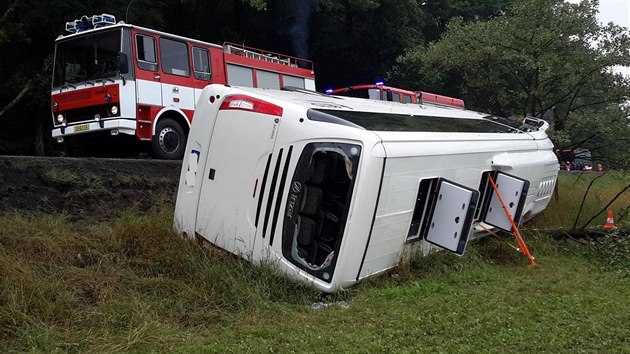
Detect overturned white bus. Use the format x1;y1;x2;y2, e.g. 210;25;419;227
174;84;558;293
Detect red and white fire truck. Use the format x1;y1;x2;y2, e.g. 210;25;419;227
51;14;316;159
327;83;466;109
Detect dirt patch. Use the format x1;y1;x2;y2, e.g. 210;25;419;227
0;156;181;220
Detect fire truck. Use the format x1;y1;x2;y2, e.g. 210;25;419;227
327;83;466;109
51;14;316;159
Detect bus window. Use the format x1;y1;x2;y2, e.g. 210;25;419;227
136;34;157;71
192;47;211;81
160;38;190;76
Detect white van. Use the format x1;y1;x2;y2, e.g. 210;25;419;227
174;84;558;293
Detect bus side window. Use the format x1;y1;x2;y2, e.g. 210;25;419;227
192;47;212;81
160;38;190;77
136;35;158;71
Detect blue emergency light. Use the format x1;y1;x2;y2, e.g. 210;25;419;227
65;14;116;33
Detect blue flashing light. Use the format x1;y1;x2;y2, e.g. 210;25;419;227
375;81;384;86
65;14;116;33
325;89;333;94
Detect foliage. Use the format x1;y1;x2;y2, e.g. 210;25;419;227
552;106;630;167
391;0;630;131
590;229;630;277
418;0;517;42
310;0;426;88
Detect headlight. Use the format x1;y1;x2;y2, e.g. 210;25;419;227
56;114;64;123
111;105;118;115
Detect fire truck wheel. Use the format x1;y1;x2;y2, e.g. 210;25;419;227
152;118;186;160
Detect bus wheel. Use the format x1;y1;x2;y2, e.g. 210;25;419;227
152;118;186;160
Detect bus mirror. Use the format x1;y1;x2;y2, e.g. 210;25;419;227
118;53;129;74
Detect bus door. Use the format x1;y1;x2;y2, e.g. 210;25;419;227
194;95;283;255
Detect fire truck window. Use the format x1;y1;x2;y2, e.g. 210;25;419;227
257;70;280;89
192;47;211;81
226;64;254;87
403;95;412;103
121;29;134;77
160;38;190;77
283;75;305;89
392;92;401;102
368;89;380;100
136;35;157;71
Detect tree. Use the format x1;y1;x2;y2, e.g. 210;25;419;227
418;0;516;43
310;0;426;89
390;0;630;132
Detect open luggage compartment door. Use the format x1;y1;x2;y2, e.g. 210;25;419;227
417;178;479;256
480;172;530;232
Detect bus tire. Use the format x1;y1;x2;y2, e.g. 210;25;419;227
152;117;186;160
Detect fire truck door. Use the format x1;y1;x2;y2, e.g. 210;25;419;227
194;106;280;256
159;39;195;112
134;33;163;107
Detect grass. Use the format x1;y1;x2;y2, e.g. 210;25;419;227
0;173;629;352
531;171;630;229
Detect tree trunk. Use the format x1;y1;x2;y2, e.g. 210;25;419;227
34;112;45;156
0;82;31;118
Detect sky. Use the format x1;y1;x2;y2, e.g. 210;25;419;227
595;0;629;28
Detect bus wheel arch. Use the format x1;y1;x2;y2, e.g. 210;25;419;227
152;111;190;160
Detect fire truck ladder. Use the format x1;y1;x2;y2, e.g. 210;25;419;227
223;43;303;68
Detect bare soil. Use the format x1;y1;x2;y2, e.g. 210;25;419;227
0;156;181;220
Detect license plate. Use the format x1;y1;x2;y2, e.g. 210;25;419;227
74;124;90;132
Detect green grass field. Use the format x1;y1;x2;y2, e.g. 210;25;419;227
1;173;629;352
531;171;630;230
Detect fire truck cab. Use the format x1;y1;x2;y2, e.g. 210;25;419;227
51;14;316;159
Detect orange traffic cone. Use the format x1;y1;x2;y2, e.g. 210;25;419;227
603;210;616;230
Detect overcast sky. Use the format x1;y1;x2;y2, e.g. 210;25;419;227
596;0;629;27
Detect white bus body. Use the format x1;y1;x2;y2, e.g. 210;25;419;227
174;84;558;293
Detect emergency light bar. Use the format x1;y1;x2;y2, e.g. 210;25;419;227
65;14;116;33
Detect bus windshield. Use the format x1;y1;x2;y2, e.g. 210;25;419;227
53;29;121;87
